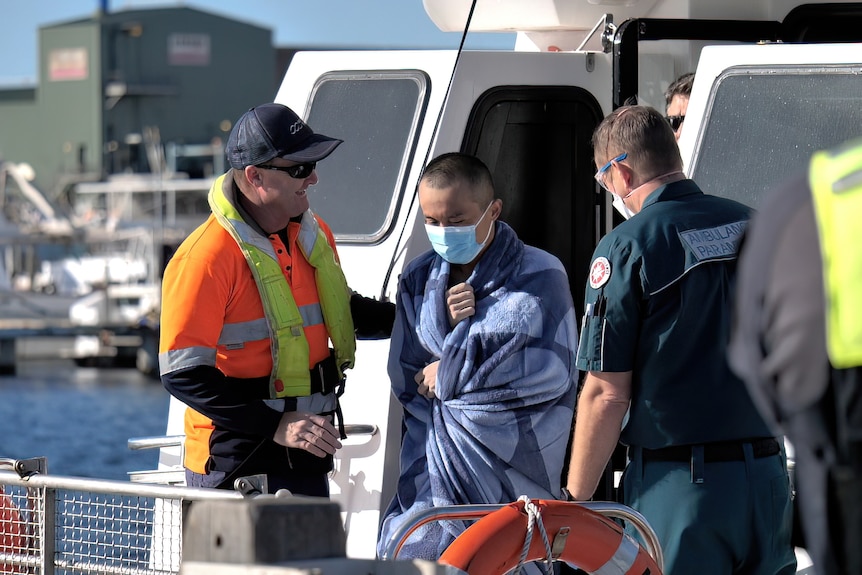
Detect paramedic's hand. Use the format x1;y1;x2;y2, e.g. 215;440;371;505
415;360;439;399
446;282;475;327
274;412;342;457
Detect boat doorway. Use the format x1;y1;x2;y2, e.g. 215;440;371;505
463;85;605;319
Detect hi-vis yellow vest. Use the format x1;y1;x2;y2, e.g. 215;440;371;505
210;174;356;397
810;139;862;368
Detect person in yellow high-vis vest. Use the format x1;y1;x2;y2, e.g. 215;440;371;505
160;103;392;497
731;138;862;575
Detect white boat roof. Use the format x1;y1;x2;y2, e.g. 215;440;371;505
423;0;860;32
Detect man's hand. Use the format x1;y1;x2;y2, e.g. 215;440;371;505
415;360;440;399
446;282;475;327
273;411;342;457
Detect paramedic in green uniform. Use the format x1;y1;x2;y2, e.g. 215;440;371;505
564;105;796;575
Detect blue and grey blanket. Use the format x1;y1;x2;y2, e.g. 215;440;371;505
377;221;579;560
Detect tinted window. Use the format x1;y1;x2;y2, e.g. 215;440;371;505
304;72;428;241
691;68;862;207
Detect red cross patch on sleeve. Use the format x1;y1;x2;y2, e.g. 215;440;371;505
589;256;611;289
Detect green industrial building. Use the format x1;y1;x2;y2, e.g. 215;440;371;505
0;5;279;195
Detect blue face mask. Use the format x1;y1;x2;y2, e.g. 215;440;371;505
424;202;494;264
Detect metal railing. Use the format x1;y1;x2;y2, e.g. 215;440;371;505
126;424;378;453
3;442;654;575
1;426;381;575
0;458;242;575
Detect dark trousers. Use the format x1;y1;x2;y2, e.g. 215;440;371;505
786;406;862;575
624;443;796;575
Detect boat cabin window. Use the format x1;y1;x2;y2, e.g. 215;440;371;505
304;71;429;242
690;66;862;207
463;86;603;318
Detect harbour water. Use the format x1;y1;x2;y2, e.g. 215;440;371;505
0;351;169;480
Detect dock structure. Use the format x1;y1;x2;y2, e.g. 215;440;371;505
0;318;146;375
0;285;161;375
0;289;70;373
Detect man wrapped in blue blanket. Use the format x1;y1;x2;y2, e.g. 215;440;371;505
377;153;579;561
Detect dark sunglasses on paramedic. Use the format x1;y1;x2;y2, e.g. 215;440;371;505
666;115;685;131
257;162;317;179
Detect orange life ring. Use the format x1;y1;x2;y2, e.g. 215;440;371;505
439;499;662;575
0;488;24;574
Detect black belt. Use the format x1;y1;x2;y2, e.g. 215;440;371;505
243;352;341;399
641;438;780;463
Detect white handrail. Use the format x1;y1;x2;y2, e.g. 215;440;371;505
127;424;379;451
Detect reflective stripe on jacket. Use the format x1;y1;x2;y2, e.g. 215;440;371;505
810;140;862;368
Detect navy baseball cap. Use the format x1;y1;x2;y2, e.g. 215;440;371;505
226;103;343;169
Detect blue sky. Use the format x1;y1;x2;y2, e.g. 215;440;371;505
0;0;515;85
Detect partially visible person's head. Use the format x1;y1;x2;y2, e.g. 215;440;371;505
418;153;501;265
592;105;682;185
226;103;342;222
664;72;694;140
